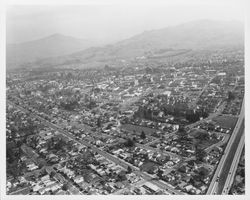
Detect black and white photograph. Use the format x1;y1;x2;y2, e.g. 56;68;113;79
1;0;248;198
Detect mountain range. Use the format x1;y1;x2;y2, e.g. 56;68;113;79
6;20;244;69
6;34;104;68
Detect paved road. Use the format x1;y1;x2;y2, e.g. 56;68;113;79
205;134;230;153
189;75;217;109
222;131;244;194
143;131;178;147
112;179;147;195
217;121;244;194
185;101;227;130
9;186;31;195
206;96;244;195
8;100;184;195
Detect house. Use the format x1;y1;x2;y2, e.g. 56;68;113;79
96;169;105;176
27;163;38;171
143;182;160;193
200;185;207;193
44;180;55;187
47;153;59;162
171;147;180;153
69;186;81;195
61;167;74;178
115;182;125;189
105;185;115;193
33;184;43;192
56;190;67;195
178;181;187;190
89;164;97;170
54;173;66;184
182;175;191;183
79;182;89;190
178;165;189;173
50;184;60;192
84;173;96;183
185;184;193;192
73;176;84;184
41;175;50;182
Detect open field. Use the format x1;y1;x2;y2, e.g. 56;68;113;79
212;115;238;129
121;124;160;135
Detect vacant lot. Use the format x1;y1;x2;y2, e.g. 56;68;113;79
121;124;159;135
198;138;220;150
212;115;238;129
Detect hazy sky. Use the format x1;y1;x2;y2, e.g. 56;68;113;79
6;1;244;44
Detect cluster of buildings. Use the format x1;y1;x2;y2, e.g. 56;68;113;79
6;56;244;195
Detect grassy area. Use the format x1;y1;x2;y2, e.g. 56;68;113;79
212;115;238;129
139;161;158;173
9;186;31;195
120;124;158;135
189;129;220;150
198;139;219;150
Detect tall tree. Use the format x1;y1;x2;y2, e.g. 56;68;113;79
140;131;146;139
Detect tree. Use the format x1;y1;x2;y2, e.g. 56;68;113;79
28;135;39;149
97;117;101;127
54;139;67;151
195;149;207;162
228;91;235;101
201;108;209;118
239;168;245;177
142;153;149;161
117;171;127;181
186;109;200;123
38;158;47;168
160;146;165;153
198;167;209;179
211;132;217;140
125;138;135;147
49;171;56;179
62;183;69;191
157;169;164;178
189;177;195;185
140;131;146;139
178;126;187;140
127;166;132;174
178;125;185;133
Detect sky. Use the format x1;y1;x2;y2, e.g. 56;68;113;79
6;1;245;44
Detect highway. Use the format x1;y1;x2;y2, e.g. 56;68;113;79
206;96;244;195
222;131;244;194
8;100;184;195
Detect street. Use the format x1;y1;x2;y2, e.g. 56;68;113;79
8;100;184;195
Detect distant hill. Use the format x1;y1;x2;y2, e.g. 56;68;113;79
7;20;244;69
118;19;243;49
6;33;103;68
